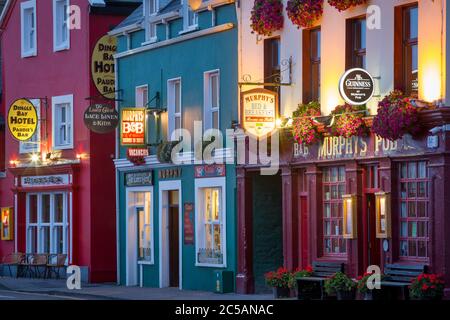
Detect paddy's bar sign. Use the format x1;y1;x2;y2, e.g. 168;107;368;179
339;68;374;105
91;35;117;100
121;108;146;146
241;88;278;137
84;104;119;134
21;174;70;187
7;99;38;141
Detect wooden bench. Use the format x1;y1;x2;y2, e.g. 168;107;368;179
380;264;428;300
296;262;345;300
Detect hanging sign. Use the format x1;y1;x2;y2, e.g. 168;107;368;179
184;203;194;245
84;104;119;134
127;148;149;165
339;68;375;105
91;35;117;100
1;207;14;241
241;88;278;137
7;99;38;142
121;108;147;146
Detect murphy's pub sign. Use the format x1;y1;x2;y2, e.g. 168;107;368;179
294;134;431;161
241;88;278;137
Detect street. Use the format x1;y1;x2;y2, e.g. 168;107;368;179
0;289;81;300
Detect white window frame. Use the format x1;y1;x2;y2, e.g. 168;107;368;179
26;192;69;258
203;70;220;131
20;99;41;154
144;0;158;43
53;0;70;52
20;0;37;58
52;94;74;150
167;78;182;140
194;177;227;268
182;0;198;33
136;85;149;108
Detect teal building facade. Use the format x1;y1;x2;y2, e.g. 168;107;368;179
111;0;238;291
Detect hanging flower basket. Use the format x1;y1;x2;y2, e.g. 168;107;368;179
250;0;284;36
329;104;368;138
328;0;367;12
292;101;322;145
372;90;421;141
287;0;323;29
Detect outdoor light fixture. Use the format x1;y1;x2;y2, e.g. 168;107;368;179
189;0;202;11
30;154;40;162
375;192;391;239
342;194;357;239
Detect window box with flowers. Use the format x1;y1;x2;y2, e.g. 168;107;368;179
250;0;284;36
292;101;323;146
264;267;295;299
329;104;368;138
287;0;324;29
409;273;445;301
328;0;367;12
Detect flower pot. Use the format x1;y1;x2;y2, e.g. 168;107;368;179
336;289;356;300
273;287;291;299
362;291;374;300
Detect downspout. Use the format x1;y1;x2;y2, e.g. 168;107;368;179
114;55;120;285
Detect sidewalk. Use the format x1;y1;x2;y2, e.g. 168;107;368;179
0;277;273;300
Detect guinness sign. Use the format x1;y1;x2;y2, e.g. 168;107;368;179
339;68;374;105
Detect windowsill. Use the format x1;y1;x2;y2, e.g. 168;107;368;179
138;260;154;265
21;50;37;58
53;44;70;52
142;37;158;46
19;150;40;155
178;25;199;35
195;262;227;268
53;145;74;151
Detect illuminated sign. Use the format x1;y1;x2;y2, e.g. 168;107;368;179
84;104;119;134
7;99;38;141
91;35;117;100
121;108;147;146
241;88;278;137
1;207;13;241
339;68;374;105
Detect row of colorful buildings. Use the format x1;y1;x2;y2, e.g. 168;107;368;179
1;0;450;297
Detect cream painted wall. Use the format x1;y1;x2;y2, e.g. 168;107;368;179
237;0;447;118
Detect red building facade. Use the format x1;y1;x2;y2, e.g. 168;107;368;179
0;0;139;282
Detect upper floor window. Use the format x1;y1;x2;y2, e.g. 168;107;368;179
346;17;366;69
204;70;220;130
183;0;198;31
303;27;321;103
21;0;37;58
136;85;149;108
264;37;280;93
145;0;158;42
167;78;182;140
20;99;41;154
52;94;73;150
53;0;70;51
395;4;418;96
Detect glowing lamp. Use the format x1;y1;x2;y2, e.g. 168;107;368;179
31;154;39;162
421;67;441;103
375;192;391;239
189;0;202;11
342;194;357;239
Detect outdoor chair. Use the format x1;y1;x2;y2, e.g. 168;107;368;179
18;253;48;278
46;254;67;279
0;252;25;277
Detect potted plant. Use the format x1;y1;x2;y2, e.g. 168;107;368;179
250;0;284;36
292;101;322;145
356;272;386;300
157;141;179;163
372;90;421;141
324;272;356;300
329;104;368;138
293;265;317;300
409;273;445;301
287;0;324;29
264;267;294;299
328;0;367;12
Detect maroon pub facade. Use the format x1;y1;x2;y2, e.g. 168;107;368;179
236;111;450;295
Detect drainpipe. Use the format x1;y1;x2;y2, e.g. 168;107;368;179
114;55;120;285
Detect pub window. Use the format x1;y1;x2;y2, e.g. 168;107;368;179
20;99;41;154
21;0;37;58
323;167;346;255
395;4;418;96
264;37;280;92
302;27;321;103
52;94;73;150
167;78;182;140
195;178;226;267
53;0;70;51
346;17;366;69
399;161;429;259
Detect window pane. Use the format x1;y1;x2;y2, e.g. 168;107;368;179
212;111;219;130
408;202;416;218
408;240;417;256
324;203;331;218
29;195;38;223
409;222;417;237
42;194;51;223
211;75;219;109
41;226;50;253
417;201;427;217
418;241;427;257
401;202;407;218
401;222;408;237
418;182;426;198
418;162;427;178
409;7;418;39
28;226;37;253
213;224;221;251
418;222;427;238
400;241;408;256
175;82;181;113
408;163;417;178
331;167;338;182
54;194;64;223
408;182;417;198
54;226;64;254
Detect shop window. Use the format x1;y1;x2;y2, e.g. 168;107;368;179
20;99;41;154
167;78;182;140
395;4;418;96
145;0;158;42
365;164;379;189
52;94;73;150
399;161;429;259
346;17;366;69
303;27;321;103
264;37;280;92
21;0;37;58
53;0;70;51
134;191;153;262
322;167;346;255
203;70;220;130
26;193;69;256
195;178;226;267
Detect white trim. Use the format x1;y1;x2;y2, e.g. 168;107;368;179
135;84;149;107
203;69;220;131
167;77;182;139
158;180;182;290
52;0;70;52
194;177;227;268
20;0;37;58
144;0;159;42
19;99;41;154
69;191;73;264
14;194;18;252
52;94;74;150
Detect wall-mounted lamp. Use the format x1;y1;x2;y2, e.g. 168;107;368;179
189;0;202;11
342;194;357;239
30;154;40;162
375;192;391;239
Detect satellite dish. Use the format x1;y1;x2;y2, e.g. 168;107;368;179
189;0;202;11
